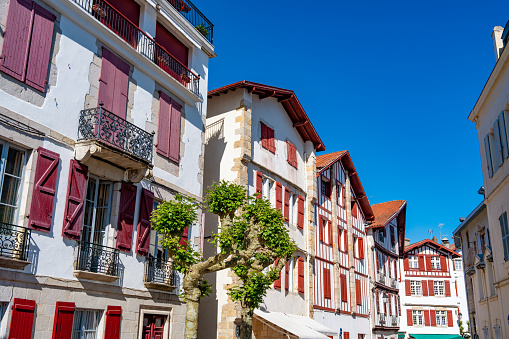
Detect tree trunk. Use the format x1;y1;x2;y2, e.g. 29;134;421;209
184;296;200;339
240;307;254;339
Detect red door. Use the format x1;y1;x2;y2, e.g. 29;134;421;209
143;314;165;339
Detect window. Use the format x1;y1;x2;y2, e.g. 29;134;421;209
454;260;462;271
410;281;422;296
409;255;419;269
499;212;509;261
142;314;166;339
0;302;7;322
261;122;275;153
430;256;441;270
434;281;445;296
378;229;385;242
72;309;101;339
484;134;494;177
288;258;294;291
0;143;25;224
262;178;272;202
321;179;331;198
436;310;447;326
288;192;295;225
412;310;423;326
81;177;113;246
286;141;297;168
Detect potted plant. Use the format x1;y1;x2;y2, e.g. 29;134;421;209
195;24;209;38
92;4;107;18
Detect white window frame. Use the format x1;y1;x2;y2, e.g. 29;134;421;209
409;255;419;269
410;281;422;296
436;310;447;327
0;141;27;225
81;176;114;247
288;257;294;291
412;310;423;326
434;281;445;296
454;259;462;271
72;309;102;339
430;256;441;270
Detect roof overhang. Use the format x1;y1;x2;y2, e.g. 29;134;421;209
404;239;462;258
254;310;334;338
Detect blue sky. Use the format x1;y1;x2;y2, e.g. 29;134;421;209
198;0;509;243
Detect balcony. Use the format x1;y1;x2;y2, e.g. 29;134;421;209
71;0;200;95
390;277;398;289
74;242;120;282
377;272;386;285
144;257;178;292
378;313;386;325
390;315;399;327
75;106;153;182
163;0;214;44
0;222;31;270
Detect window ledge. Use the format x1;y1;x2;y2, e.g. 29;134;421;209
144;282;177;293
0;256;30;270
73;270;119;283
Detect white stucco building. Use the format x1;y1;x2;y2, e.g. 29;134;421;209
0;0;215;336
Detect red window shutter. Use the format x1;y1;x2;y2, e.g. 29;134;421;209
430;310;437;326
426;255;432;271
157;90;171;158
328;219;333;246
0;0;33;81
261;122;268;149
424;310;430;326
104;306;122;339
297;195;304;229
440;256;448;272
422;280;428;296
179;227;189;246
284;187;290;221
340;274;347;302
344;333;349;339
418;255;425;271
24;3;55;92
136;188;154;256
428;280;435;296
405;280;411;296
356;279;362;305
445;280;451;297
28;147;59;231
455;281;458;297
274;258;281;289
286;141;291;164
116;181;137;251
285;261;289;291
407;309;413;326
98;47;129;118
62;160;88;240
398;295;401;316
155;21;188;67
268;127;275;153
344;229;348;252
342;186;346;207
319;218;324;243
8;298;36;339
447;310;453;327
352;201;358;217
324;268;331;299
276;182;283;212
376;292;379;312
256;171;263;197
52;302;75;339
358;237;364;259
298;257;304;294
168;99;182;163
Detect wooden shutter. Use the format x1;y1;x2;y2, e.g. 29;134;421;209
8;298;36;339
62;160;88;240
418;255;425;271
388;295;392;315
422;280;428;296
426;256;432;271
0;0;33;81
157;91;171;158
343;333;349;339
276;182;283;212
358;237;364;259
274;258;281;289
355;279;361;305
28;147;59;231
261;122;268;149
318;218;324;243
445;280;451;297
268;127;275;153
168;99;182;163
342;186;346;207
25;3;56;92
285;261;289;291
376;292;379;312
340;274;347;302
405;280;411;296
284;187;290;221
440;256;447;272
344;229;348;252
104;306;122;339
430;310;436;326
155;21;188;67
424;310;430;326
484;134;494;177
455;281;458;297
447;310;453;327
52;302;75;339
327;219;333;246
499;111;509;158
297;257;304;294
286;141;291;164
116;181;137;251
179;227;189;246
256;171;263;197
428;280;435;296
352;201;358;217
324;268;331;299
98;47;129;118
297;195;304;229
494;118;504;168
406;309;413;326
136;188;154;256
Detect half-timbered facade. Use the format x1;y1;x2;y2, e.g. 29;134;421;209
313;151;374;339
399;239;463;338
366;200;406;339
0;0;215;336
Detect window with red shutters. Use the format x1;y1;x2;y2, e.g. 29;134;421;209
352;201;358;218
256;171;263;198
274;258;281;289
285;261;289;291
323;268;331;299
319;218;324;243
428;280;435;296
353;236;358;258
156;91;181;163
418;255;426;271
284;187;290;221
28;147;59;232
430;310;437;326
0;0;56;92
404;256;410;270
444;280;451;297
116;181;137;252
440;256;448;272
62;160;88;240
405;280;411;296
98;47;129;118
447;310;453;327
426;255;433;272
104;306;122;339
344;229;348;253
9;298;36;339
422;280;428;296
424;310;430;326
358;237;364;259
286;141;297;168
260;122;275;153
179;227;189;247
340;274;347;302
155;22;188;67
327;219;333;246
52;301;75;339
297;195;304;230
355;279;362;305
297;257;304;294
168;99;182;163
136;188;154;256
268;127;275;153
407;309;413;326
276;182;283;212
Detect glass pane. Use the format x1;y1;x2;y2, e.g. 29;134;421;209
0;175;21;205
0;205;16;224
5;148;24;176
86;180;96;202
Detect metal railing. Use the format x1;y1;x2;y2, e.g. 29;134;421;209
377;272;386;285
144;257;177;286
78;106;154;162
75;242;119;276
72;0;200;95
0;222;30;261
390;277;398;289
378;313;386;325
163;0;213;43
205;118;224;144
391;315;399;327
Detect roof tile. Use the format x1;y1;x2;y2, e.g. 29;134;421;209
370;200;406;228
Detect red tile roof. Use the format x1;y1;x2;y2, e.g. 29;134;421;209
316;151;346;169
208;81;325;152
370;200;407;228
404;239;461;258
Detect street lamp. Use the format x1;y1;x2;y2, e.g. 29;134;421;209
382;292;389;303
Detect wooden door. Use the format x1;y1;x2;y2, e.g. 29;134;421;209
143;314;165;339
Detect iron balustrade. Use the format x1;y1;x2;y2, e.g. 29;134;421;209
0;222;30;261
78;106;154;162
75;242;120;276
391;315;399;327
378;313;386;325
144;257;177;286
163;0;213;43
390;277;398;289
71;0;200;95
378;272;386;284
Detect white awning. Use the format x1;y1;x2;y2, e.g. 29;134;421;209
254;310;335;339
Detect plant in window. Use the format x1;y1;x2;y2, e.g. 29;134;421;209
194;24;210;37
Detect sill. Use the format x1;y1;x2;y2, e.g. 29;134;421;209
0;256;30;270
489;294;498;302
144;282;177;293
74;270;118;283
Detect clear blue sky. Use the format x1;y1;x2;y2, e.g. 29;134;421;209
198;0;509;243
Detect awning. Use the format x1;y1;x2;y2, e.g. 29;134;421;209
410;335;464;339
254;310;334;339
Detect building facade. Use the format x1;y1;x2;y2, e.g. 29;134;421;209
366;200;406;339
312;151;374;339
0;0;215;336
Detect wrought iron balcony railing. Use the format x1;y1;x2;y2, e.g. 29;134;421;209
391;315;399;327
144;257;177;286
378;313;386;325
0;222;30;261
390;277;398;289
75;242;119;277
78;106;154;162
71;0;200;95
377;272;386;284
163;0;213;44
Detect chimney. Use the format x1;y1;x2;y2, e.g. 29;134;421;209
441;237;450;248
492;26;504;62
404;238;410;248
432;236;438;243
